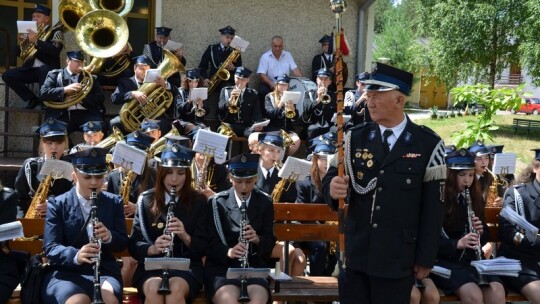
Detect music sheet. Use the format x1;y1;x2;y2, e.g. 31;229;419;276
0;221;23;242
192;129;228;160
251;120;270;130
230;36;249;52
278;157;311;181
143;69;160;83
226;267;270;279
281;91;301;104
145;257;191;271
163;40;182;51
17;21;37;33
190;87;208;100
331;113;351;124
500;206;539;242
471;257;521;277
431;266;451;279
492;153;517;175
111;142;147;175
39;159;74;181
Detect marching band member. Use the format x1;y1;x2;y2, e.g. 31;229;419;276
141;119;162;144
218;67;262;137
2;4;63;109
296;138;337;276
128;143;208;303
311;34;348;91
110;55;177;134
80;121;105;146
324;63;445;303
0;182;20;302
344;72;372;128
302;68;337;142
205;153;275;304
432;148;505;304
177;68;209;125
14;118;72;216
143;27;185;87
497;149;540;303
40;51;106;134
199;26;243;119
263;74;301;156
42;147;127;304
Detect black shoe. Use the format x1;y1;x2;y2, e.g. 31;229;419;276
24;98;40;109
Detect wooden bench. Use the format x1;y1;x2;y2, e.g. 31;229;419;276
513;118;540;134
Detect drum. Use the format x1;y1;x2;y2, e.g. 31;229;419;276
289;77;317;116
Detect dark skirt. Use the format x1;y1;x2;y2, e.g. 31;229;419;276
206;276;271;303
42;270;122;304
501;261;540;293
431;260;503;295
133;268;202;302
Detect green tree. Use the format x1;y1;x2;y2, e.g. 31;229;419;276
519;0;540;86
417;0;527;89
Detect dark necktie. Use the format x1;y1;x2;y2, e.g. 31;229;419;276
383;129;393;156
458;193;465;206
267;170;271;180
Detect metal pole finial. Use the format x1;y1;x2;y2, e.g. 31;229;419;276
330;0;346;14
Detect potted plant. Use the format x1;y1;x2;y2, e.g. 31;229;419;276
430;105;438;119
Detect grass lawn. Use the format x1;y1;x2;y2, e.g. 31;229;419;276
410;112;540;176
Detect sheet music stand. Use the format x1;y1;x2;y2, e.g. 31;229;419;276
144;257;191;271
226;267;270;280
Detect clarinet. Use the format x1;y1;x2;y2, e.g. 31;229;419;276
90;189;104;304
464;188;490;287
238;192;250;303
158;187;176;295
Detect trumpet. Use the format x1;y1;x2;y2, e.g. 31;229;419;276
193;98;206;117
228;85;242;114
285;101;296;119
318;83;331;104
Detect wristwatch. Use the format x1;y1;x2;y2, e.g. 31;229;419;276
513;232;524;246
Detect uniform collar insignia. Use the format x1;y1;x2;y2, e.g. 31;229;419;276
368;130;376;141
404;132;412;143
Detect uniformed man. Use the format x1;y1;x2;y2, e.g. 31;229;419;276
142;26;185;87
218;67;262;137
40;50;106;134
323;62;446;304
198;25;243;119
140;118;161;144
80;121;105;146
204;153;275;303
344;72;372;129
110;55;177;134
302;68;337;142
311;34;348;92
2;4;64;109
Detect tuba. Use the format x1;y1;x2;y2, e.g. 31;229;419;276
58;0;93;32
208;47;241;94
43;68;94;109
89;0;134;17
119;49;181;132
19;22;64;63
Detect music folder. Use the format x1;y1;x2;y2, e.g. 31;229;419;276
226;267;270;279
0;221;24;242
17;21;37;33
144;257;191;271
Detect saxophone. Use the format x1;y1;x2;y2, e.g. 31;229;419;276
208;47;241;94
193;156;210;191
485;168;506;207
120;170;134;205
25;175;52;218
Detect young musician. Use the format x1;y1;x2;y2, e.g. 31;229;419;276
205;153;275;304
80;121;105;146
432;149;505;304
14;118;72;217
0;182;20;303
142;27;185;87
311;34;348;91
199;26;243;119
177;68;209;125
42;147;127;304
2;4;63;109
295;138;336;276
141;119;162;144
218;67;262;137
302;68;337;141
263;74;301;156
344;72;371;127
40;50;106;134
128;143;208;303
497;149;540;303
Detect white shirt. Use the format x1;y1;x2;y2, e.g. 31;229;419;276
66;69;87;111
234;191;252;208
378;114;407;152
256;50;298;82
259;164;274;181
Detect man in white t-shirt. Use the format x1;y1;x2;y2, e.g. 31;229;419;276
256;36;303;108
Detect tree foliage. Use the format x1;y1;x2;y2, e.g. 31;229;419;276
450;84;524;147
